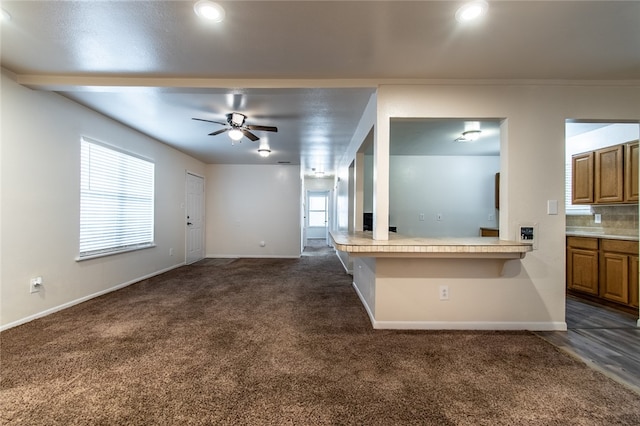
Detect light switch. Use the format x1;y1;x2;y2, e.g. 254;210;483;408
547;200;558;215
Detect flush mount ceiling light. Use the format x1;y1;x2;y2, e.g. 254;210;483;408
258;148;271;158
461;129;482;141
455;0;488;23
194;0;225;22
454;122;482;142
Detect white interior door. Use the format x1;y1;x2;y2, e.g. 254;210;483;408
186;173;204;264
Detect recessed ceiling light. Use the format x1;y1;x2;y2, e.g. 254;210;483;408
455;1;488;23
194;1;225;22
1;8;11;22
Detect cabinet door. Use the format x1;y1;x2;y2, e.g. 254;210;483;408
624;141;639;202
599;252;629;304
595;145;624;203
572;152;594;204
567;248;599;295
630;255;639;308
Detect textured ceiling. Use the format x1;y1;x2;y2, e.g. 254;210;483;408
1;1;638;174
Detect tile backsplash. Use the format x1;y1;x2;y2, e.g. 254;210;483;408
566;205;639;236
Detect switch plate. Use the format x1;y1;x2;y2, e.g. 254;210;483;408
436;213;442;221
419;213;425;221
30;276;43;293
547;199;558;215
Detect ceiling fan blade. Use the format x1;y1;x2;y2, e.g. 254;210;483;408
209;128;230;136
241;129;260;141
246;125;278;133
193;117;227;126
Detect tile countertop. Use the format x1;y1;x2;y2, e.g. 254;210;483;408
330;231;533;259
566;230;639;241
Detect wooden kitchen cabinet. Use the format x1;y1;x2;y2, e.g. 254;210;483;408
568;236;639;313
600;252;629;304
624;141;639;202
572;152;594;204
599;239;638;305
572;141;639;205
595;145;624;203
567;237;599;295
629;255;639;308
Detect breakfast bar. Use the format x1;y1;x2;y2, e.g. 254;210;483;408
331;231;532;259
329;231;552;330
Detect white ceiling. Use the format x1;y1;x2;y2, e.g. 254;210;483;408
1;1;638;175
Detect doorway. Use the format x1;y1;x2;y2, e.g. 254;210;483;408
305;190;329;245
186;172;205;264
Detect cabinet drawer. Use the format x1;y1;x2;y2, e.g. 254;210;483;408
567;236;599;250
601;239;638;255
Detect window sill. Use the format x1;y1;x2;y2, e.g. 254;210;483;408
76;244;156;262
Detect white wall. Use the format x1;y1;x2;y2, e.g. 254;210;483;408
205;164;301;258
566;123;639;157
1;72;206;329
337;82;640;328
389;155;499;236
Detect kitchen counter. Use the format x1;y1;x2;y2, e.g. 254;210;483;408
566;230;639;241
331;231;532;259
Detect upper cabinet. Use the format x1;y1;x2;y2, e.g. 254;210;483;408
624;141;639;202
572;140;639;205
572;152;594;204
595;145;624;203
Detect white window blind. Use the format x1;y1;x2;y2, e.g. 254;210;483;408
79;137;155;259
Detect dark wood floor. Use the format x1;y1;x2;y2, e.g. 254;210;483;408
536;296;640;394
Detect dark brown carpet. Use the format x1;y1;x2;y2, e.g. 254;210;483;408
2;248;640;425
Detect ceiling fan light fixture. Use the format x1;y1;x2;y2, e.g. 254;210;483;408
228;128;243;141
258;148;271;158
455;1;488;23
194;0;225;22
229;112;246;126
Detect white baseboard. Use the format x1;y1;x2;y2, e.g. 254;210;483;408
351;282;375;324
0;262;185;332
351;283;566;331
204;254;300;259
370;320;568;331
336;252;352;274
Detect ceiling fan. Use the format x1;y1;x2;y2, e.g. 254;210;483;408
192;112;278;142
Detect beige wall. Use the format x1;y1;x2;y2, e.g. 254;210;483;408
1;72;206;329
205;164;301;258
340;82;640;329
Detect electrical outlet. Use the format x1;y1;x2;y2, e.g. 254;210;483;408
169;248;174;256
594;214;602;224
419;213;425;221
439;285;449;301
488;213;494;221
30;276;43;294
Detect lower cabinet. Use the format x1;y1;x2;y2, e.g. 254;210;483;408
567;236;639;313
567;237;599;295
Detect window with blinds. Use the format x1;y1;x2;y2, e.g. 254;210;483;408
565;158;592;216
79;137;155;260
